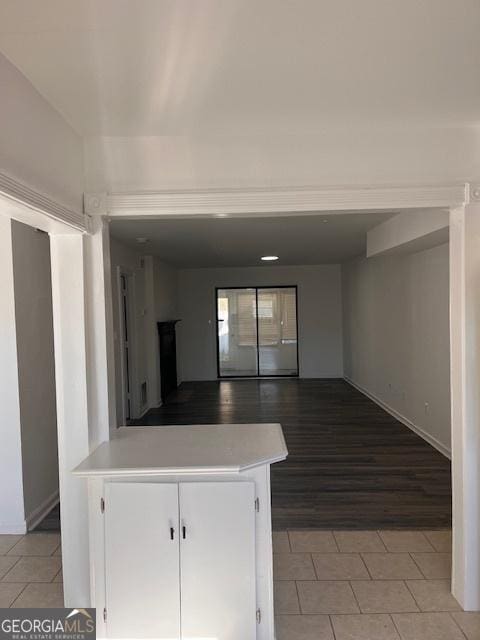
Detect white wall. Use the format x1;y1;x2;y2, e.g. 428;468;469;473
84;126;480;194
11;220;59;528
177;264;343;381
0;53;84;213
342;242;451;456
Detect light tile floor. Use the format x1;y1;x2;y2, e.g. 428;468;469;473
273;529;480;640
1;529;478;639
0;532;63;608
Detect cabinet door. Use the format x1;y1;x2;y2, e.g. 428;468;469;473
179;482;256;640
105;483;180;639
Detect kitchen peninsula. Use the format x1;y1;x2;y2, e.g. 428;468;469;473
74;423;288;639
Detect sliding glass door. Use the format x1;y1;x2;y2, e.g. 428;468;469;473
216;286;298;378
217;288;258;377
258;287;298;376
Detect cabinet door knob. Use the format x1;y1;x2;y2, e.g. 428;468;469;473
170;527;175;540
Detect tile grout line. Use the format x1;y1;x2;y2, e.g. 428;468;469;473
408;551;429;579
332;532;340;552
51;568;62;583
1;558;23;583
294;579;303;615
389;611;403;639
403;579;423;612
359;553;374;580
376;530;390;552
0;556;22;581
311;553;320;580
447;612;469;640
5;536;26;556
8;583;29;608
347;580;362;614
327;614;338;640
332;532;340;553
418;531;437;553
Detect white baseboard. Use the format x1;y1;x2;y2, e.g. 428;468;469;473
25;490;60;531
134;399;163;421
136;405;150;419
0;520;27;535
344;376;451;459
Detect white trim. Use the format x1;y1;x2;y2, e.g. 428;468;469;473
25;490;60;532
0;520;27;535
97;183;468;218
344;376;451;459
135;399;163;421
136;402;152;420
0;171;86;231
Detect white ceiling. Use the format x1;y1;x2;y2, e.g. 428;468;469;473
0;0;478;135
109;212;396;268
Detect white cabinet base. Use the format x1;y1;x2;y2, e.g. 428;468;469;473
75;424;287;640
88;472;274;639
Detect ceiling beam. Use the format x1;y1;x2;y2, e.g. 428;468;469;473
85;183;470;219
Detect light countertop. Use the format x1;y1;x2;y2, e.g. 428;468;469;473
73;423;287;477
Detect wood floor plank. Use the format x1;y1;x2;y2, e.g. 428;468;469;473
129;379;452;530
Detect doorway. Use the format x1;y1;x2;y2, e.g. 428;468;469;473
216;286;299;378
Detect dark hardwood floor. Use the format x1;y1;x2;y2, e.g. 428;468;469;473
129;379;452;531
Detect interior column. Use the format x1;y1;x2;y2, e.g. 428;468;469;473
50;233;91;607
450;201;480;610
84;216;117;443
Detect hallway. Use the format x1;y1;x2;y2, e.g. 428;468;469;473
130;379;452;531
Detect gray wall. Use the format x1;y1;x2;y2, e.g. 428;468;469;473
177;264;343;381
342;243;451;455
150;257;178;406
154;258;178;322
0;53;84;213
11;220;58;525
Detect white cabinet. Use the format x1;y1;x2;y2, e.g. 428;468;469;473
104;481;256;640
74;424;288;640
179;482;256;639
105;483;180;639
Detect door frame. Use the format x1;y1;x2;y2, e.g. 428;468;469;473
215;285;300;379
116;266;137;424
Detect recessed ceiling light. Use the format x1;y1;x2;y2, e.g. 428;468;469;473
136;237;148;244
261;255;279;261
322;219;329;223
